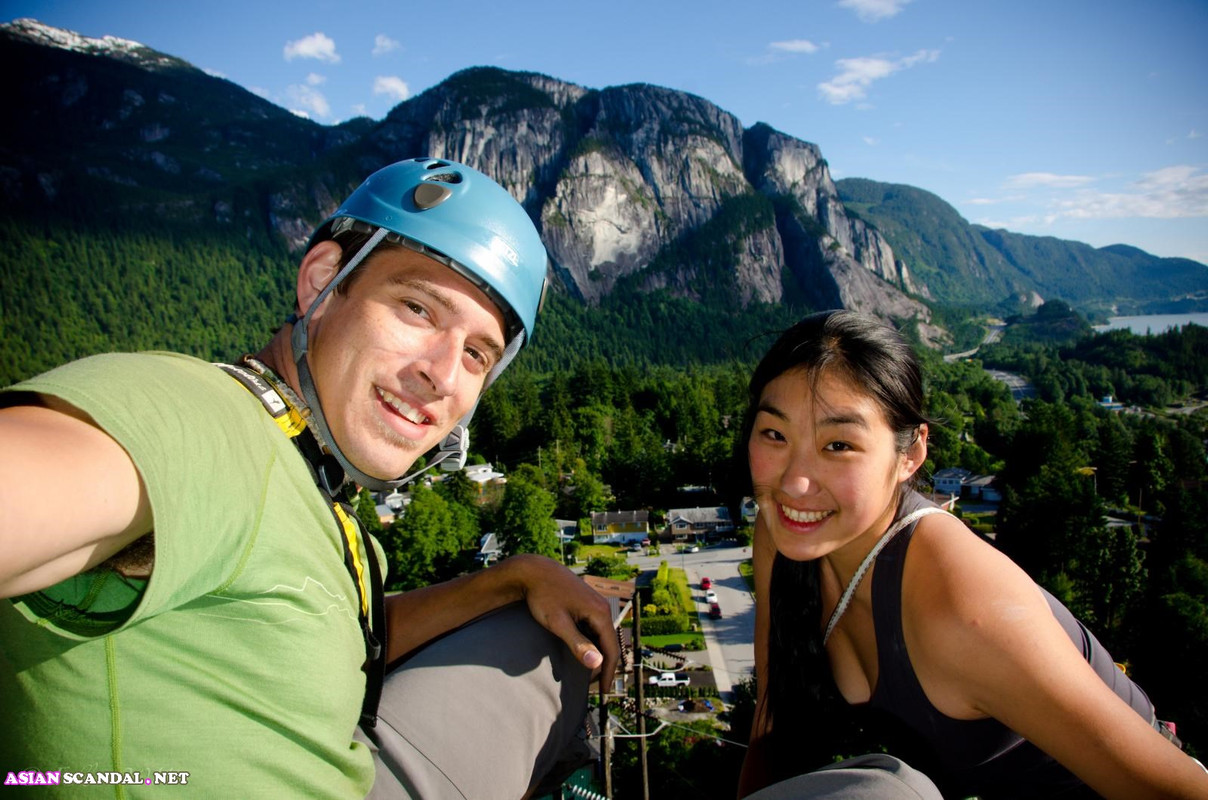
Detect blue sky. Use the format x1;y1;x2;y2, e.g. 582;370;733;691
5;0;1207;266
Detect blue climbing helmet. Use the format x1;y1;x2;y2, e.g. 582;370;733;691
291;157;549;490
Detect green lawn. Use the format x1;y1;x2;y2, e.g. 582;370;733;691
578;543;628;561
640;632;705;650
738;559;754;593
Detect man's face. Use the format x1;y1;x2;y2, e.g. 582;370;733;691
304;246;507;480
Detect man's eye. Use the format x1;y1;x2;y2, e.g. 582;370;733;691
465;347;491;372
403;300;426;317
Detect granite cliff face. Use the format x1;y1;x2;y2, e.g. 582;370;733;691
351;68;938;338
0;17;941;340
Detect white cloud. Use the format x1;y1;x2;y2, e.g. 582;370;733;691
284;32;340;64
770;39;820;54
993;166;1208;228
373;34;401;56
817;49;938;105
1190;130;1203;140
838;0;912;23
306;73;325;86
203;67;226;79
1004;172;1095;189
974;215;1038;230
862;136;878;146
351;103;367;117
285;84;331;118
1056;166;1208;219
374;75;411;102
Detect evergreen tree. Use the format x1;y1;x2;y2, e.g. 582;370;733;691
496;469;558;559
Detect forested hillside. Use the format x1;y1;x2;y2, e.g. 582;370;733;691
837;177;1208;316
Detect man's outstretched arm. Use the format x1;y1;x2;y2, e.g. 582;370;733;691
0;400;152;598
384;554;619;686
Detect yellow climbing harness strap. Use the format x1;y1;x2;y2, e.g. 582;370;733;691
332;503;370;617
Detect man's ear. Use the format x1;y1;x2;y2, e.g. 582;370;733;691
900;423;928;481
295;240;344;317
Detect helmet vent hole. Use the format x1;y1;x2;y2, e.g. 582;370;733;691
423;171;462;184
425;160;452;169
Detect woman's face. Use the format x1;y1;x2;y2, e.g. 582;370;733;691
747;367;925;563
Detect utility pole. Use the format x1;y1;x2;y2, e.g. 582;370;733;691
633;589;650;800
600;683;611;799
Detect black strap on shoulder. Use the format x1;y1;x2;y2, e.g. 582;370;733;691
218;361;385;727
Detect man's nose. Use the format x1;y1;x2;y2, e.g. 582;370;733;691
418;333;461;397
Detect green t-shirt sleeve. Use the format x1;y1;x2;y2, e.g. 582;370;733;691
6;352;283;638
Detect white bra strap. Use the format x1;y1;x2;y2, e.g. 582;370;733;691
822;505;949;646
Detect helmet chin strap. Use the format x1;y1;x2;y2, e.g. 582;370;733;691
292;226;395;491
291;226;526;492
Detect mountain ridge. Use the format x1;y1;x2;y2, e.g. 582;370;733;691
1;17;1204;388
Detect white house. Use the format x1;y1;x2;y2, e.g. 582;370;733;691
932;467;972;497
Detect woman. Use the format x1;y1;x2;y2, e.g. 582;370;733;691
737;310;1207;799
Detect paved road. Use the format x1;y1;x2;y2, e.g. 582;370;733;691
629;545;756;702
943;323;1006;363
985;368;1036;402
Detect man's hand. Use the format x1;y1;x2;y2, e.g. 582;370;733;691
510;554;620;688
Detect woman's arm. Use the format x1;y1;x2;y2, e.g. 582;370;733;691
384;553;619;685
738;514;777;798
904;515;1208;800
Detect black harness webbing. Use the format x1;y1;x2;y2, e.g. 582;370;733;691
216;361;386;728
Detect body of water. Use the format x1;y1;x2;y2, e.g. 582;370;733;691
1093;313;1208;335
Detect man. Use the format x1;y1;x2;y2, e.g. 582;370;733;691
0;157;618;797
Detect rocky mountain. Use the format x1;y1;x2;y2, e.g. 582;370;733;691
2;17;1202;364
0;19;945;343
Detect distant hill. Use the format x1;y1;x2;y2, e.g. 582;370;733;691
837;178;1208;316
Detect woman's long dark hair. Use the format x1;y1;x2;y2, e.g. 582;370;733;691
741;310;931;777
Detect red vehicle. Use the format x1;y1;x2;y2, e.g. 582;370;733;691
708;602;722;619
700;577;712;590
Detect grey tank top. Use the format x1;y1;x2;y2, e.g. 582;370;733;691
865;491;1155;798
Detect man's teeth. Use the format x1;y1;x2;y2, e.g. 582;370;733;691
782;505;832;523
378;389;429;425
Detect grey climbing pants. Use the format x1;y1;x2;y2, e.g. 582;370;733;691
357;603;593;799
747;754;943;799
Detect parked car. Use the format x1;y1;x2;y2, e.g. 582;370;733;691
627;542;643;552
705;590;719;605
687;545;700;553
649;671;691;687
708;602;722;619
700;577;712;590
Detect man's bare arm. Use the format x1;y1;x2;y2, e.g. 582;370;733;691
384;554;619;686
0;400;152;598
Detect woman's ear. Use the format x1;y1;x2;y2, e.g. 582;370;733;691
899;423;928;481
295;240;344;317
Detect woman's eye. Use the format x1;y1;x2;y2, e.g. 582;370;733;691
823;441;852;452
759;428;786;443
